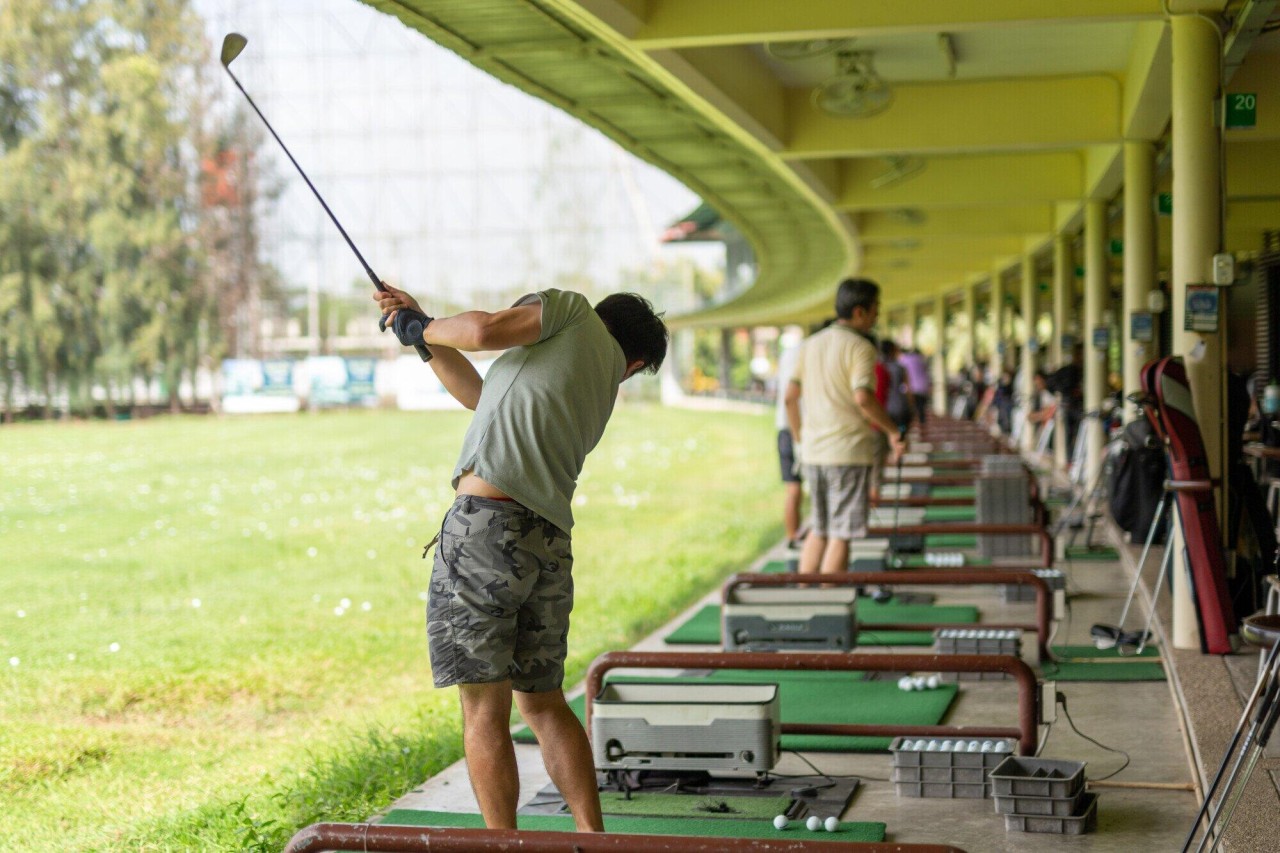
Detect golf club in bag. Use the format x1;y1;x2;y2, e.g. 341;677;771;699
218;33;431;362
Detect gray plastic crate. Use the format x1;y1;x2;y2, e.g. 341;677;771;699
976;472;1034;559
994;790;1080;816
933;628;1021;657
989;756;1086;798
889;737;1015;799
1003;791;1098;835
895;780;989;798
1001;569;1065;602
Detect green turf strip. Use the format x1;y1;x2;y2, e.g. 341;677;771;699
663;601;979;646
924;533;978;547
923;506;976;522
930;485;976;498
597;792;791;820
1063;546;1121;560
378;809;886;842
1042;644;1164;681
513;672;958;752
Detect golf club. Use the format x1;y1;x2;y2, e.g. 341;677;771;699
218;32;431;362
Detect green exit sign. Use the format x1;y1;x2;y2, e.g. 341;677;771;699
1226;93;1257;129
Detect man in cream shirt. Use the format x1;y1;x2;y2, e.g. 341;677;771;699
785;278;906;575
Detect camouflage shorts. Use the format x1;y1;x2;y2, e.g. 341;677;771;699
427;495;573;692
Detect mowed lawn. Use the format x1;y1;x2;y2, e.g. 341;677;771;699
0;405;780;851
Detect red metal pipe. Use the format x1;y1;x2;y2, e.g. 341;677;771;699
283;822;969;852
585;651;1040;756
722;571;1052;661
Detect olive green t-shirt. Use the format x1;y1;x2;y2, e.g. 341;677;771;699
451;289;625;534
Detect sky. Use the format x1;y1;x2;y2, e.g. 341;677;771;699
192;0;720;309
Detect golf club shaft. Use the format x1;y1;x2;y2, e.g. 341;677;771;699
225;75;380;293
224;69;431;361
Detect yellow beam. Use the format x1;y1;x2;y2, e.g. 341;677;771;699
1122;21;1172;140
837;152;1083;209
784;77;1124;158
626;0;1164;49
858;205;1057;240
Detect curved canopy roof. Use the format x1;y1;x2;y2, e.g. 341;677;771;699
358;1;1280;327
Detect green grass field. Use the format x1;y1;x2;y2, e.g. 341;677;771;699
0;405;780;851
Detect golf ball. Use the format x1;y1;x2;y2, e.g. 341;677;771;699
898;676;914;691
806;815;822;831
773;814;788;830
912;676;926;690
926;674;940;689
824;816;839;832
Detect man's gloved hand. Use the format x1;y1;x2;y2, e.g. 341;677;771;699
389;308;432;347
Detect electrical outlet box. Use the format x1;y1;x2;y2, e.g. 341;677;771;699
1040;681;1058;724
1212;253;1235;285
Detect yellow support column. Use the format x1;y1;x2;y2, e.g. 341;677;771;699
990;267;1005;383
1169;13;1224;651
933;292;949;417
1052;233;1073;469
1123;140;1157;422
1020;253;1038;451
963;282;978;377
1083;199;1109;487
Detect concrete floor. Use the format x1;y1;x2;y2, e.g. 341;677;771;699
382;512;1280;851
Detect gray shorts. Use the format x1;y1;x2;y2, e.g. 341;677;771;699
802;463;872;540
427;495;573;693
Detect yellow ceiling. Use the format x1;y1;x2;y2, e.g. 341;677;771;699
359;1;1280;327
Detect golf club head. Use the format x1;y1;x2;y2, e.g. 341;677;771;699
220;33;248;68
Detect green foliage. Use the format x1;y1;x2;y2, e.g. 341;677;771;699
0;0;273;419
2;406;780;850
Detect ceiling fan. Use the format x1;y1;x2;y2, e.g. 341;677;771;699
764;38;855;61
812;51;893;118
870;155;926;189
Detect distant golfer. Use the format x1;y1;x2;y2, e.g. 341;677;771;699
785;278;905;575
376;284;668;832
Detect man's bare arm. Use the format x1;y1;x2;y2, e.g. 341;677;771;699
784;379;803;445
426;345;484;411
854;387;908;458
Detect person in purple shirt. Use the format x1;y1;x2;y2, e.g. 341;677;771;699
899;348;932;424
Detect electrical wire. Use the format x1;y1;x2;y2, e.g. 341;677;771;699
1038;690;1132;781
778;749;889;784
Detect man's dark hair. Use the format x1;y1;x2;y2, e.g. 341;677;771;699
595;293;669;374
835;278;880;320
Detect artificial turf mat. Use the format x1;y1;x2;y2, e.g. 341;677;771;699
378;809;885;841
923;506;976;522
1063;545;1121;560
925;533;978;547
663;601;979;646
596;792;790;820
1042;644;1165;681
513;672;958;752
930;485;976;498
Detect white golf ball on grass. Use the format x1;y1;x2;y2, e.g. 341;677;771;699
824;816;839;832
806;815;822;831
773;814;788;830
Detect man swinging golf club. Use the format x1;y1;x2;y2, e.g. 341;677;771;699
376;283;667;832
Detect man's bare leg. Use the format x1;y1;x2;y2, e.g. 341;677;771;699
798;531;826;574
783;482;803;544
515;689;604;831
458;681;518;828
819;537;850;575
